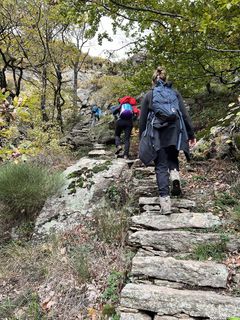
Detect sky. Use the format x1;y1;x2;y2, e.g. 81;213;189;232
82;17;134;61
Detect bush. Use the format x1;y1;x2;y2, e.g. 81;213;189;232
0;162;63;217
69;245;91;282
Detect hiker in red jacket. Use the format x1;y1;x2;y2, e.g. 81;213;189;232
112;96;140;159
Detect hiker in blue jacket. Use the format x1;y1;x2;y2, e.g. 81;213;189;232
91;105;102;126
139;66;196;214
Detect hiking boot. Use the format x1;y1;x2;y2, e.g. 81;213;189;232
159;196;171;214
115;145;122;155
170;169;182;196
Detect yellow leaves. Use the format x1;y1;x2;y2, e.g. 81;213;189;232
87;307;97;319
0;117;7;126
0;126;19;139
16;108;32;123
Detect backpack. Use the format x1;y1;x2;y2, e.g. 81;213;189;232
95;108;101;116
92;106;98;113
152;81;180;123
119;103;133;120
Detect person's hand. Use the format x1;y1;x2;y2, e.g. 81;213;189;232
189;138;197;148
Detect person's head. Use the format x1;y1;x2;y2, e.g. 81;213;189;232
152;66;167;84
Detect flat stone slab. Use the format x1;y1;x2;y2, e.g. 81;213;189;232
155;316;195;320
141;205;190;213
131;256;228;288
121;284;240;319
129;230;240;253
131;212;221;230
88;149;106;157
139;197;196;209
93;143;105;149
120;312;152;320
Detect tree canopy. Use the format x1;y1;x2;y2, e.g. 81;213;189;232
61;0;240;94
1;0;239;100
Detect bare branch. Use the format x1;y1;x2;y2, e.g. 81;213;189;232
100;2;168;28
108;0;184;19
104;40;139;59
206;46;240;53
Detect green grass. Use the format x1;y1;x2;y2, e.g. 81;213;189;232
0;291;46;319
0;162;63;218
191;236;229;262
93;208;129;244
215;192;238;208
232;204;240;229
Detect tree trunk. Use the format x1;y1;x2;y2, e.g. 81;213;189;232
206;82;212;94
40;63;49;122
73;61;78;111
55;64;64;133
0;68;7;90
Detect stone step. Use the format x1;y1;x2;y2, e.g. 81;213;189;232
131;212;221;230
93;143;105;148
88;149;106;157
131;255;228;288
133;167;155;178
121;311;195;320
71;129;90;137
132;178;156;185
155;316;194;320
120;310;152;320
141;205;190;213
120;284;240;320
129;230;240;253
135;186;158;198
139;197;196;209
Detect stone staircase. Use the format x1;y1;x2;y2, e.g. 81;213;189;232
119;166;240;320
60;121;93;149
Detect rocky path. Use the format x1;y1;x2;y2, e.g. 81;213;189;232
119;165;240;320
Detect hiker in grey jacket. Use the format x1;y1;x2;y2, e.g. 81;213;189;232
139;66;196;214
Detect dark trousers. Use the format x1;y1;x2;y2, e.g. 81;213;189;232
115;119;133;156
154;146;179;197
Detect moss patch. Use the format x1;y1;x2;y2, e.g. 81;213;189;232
67;161;112;194
92;160;112;173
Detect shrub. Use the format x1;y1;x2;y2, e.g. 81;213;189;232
102;271;124;303
0;162;63;217
215;192;238;208
69;245;91;282
232;204;240;227
93;208;129;244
